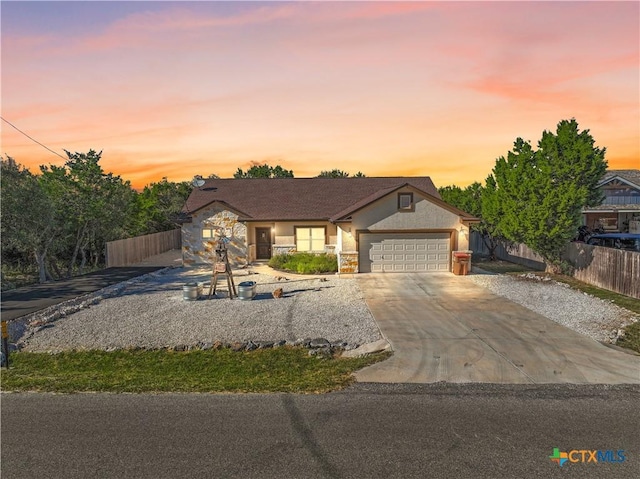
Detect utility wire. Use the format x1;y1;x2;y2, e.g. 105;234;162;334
1;116;67;160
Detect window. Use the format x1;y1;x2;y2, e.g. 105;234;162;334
202;227;230;239
202;228;216;239
295;227;325;252
398;193;414;211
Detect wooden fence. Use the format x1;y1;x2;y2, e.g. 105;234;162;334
564;242;640;299
470;231;640;299
106;229;182;267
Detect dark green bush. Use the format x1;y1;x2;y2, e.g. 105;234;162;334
268;253;337;274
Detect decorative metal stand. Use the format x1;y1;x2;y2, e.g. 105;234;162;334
208;236;237;299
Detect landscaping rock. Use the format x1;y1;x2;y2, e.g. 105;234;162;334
341;339;391;358
309;338;330;349
308;347;332;359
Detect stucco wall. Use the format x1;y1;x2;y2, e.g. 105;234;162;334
351;187;463;232
338;225;356;252
456;225;470;251
182;205;248;266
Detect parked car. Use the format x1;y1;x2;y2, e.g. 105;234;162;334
586;233;640;252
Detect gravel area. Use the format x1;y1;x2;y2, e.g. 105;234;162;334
16;267;382;352
13;264;637;353
470;270;639;343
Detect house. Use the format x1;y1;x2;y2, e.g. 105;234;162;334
582;170;640;234
180;177;478;273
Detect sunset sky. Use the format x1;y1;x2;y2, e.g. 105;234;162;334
2;1;638;190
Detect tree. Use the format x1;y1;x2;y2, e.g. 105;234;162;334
234;163;294;178
439;181;505;259
2;152;192;286
40;150;136;276
489;119;607;271
132;178;192;235
317;169;366;178
317;169;350;178
1;157;59;282
478;175;509;260
439;183;481;218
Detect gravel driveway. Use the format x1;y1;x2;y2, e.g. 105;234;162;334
470;270;639;343
17;267;382;352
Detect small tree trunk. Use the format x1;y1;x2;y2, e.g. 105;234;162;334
481;234;498;261
34;249;53;283
48;257;63;280
67;223;87;278
79;248;87;275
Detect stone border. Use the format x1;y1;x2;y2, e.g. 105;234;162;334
168;337;349;359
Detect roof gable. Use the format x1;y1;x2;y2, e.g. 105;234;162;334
329;183;478;222
183;177;445;221
598;170;640;190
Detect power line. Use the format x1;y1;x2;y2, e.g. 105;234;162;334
1;116;67;161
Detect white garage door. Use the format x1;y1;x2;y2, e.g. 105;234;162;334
359;232;451;273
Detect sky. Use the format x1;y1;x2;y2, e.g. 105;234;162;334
1;1;638;190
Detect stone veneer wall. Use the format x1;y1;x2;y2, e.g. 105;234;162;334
338;252;358;274
182;205;248;267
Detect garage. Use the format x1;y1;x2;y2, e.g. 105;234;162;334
358;232;451;273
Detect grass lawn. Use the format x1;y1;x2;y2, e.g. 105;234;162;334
473;257;640;354
0;347;389;393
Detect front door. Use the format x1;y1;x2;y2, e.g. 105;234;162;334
256;227;272;260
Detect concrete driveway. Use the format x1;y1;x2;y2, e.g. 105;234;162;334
355;273;640;384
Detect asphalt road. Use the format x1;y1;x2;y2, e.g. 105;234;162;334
0;266;164;321
2;384;639;479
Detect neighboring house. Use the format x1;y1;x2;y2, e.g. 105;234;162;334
180;177;478;273
583;170;640;234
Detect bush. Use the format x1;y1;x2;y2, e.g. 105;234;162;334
268;253;337;274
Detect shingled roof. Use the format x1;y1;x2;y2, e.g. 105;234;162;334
600;169;640;188
182;176;470;222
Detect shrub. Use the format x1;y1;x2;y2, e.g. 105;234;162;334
268;253;337;274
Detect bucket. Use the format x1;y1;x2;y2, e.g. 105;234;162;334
183;283;200;301
237;281;256;301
